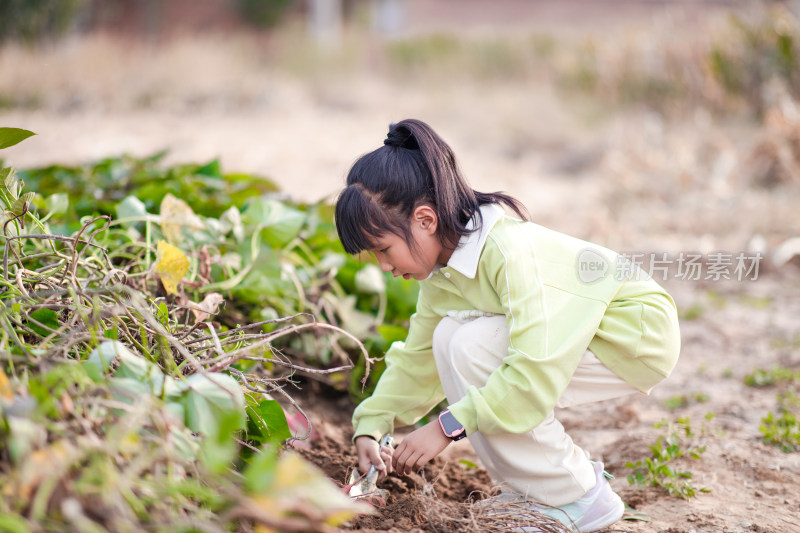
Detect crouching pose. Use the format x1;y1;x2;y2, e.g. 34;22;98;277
335;119;680;532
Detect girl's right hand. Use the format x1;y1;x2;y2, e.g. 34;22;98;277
355;435;393;480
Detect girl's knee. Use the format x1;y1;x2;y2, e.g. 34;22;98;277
435;316;508;384
432;317;462;366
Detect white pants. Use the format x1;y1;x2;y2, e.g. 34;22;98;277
433;315;640;506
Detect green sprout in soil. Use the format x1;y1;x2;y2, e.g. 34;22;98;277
663;392;709;410
744;365;800;387
760;389;800;453
626;415;713;500
760;411;800;452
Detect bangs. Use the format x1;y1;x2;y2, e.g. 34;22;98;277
335;185;404;255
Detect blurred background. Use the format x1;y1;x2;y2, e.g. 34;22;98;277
1;0;799;256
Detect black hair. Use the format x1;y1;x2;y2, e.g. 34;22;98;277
335;118;528;256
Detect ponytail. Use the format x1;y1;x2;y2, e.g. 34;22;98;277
336;119;528;256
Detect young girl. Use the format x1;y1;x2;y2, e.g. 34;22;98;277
335;119;680;532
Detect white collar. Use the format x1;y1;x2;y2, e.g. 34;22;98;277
445;203;505;279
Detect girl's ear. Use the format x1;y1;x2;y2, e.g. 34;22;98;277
412;205;438;235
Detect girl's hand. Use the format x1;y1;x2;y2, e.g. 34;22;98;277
392;420;451;476
355;435;394;480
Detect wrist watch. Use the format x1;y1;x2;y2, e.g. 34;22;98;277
438;409;466;441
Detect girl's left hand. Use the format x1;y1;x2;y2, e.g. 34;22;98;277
392;419;451;476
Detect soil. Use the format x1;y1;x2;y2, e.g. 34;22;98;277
288;265;800;533
2;2;800;531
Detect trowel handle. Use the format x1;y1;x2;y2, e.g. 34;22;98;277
378;434;394;448
364;434;394;480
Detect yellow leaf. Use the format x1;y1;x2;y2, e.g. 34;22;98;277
17;440;75;500
251;452;372;526
154;240;190;295
160;193;205;244
0;368;13;401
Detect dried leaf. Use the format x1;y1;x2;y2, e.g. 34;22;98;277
154;240;190;295
189;292;225;323
159;193;205;244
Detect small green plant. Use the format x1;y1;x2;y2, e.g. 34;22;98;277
663;392;709;410
759;388;800;452
738;294;772;309
626;416;713;499
778;389;800;411
705;289;728;309
680;303;705;321
744;365;800;387
760;410;800;452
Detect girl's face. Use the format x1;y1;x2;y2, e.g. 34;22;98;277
369;206;451;280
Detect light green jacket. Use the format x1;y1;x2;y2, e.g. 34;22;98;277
353;204;680;440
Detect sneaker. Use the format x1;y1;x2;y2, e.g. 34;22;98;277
495;460;625;533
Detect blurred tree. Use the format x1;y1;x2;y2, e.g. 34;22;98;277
0;0;85;43
236;0;296;28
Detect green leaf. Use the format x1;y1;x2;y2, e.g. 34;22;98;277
322;293;374;340
197;159;222;179
80;359;106;383
116;195;149;222
0;128;35;150
28;309;59;337
86;341;140;375
156;302;169;327
0;511;32;532
2;168;19;200
355;264;386;295
10;192;35;217
181;373;246;437
108;377;151;401
198;408;242;474
458;459;480;470
242;197;305;248
377;324;409;345
246;398;292;446
43;193;69;218
244;445;279;493
219;206;244;242
86;341;178;395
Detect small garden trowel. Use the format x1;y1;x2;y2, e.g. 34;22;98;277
348;434;394;498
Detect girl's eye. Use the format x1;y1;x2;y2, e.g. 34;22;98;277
379;247;389;254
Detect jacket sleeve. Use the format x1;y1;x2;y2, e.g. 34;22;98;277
352;287;446;441
447;233;606;435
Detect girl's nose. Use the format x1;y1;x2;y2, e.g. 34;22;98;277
378;259;392;273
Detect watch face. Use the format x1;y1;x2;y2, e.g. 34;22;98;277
440;410;464;436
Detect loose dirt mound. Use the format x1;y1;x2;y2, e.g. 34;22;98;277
291;387;496;532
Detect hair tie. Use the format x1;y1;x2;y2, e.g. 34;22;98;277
384;124;419;149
